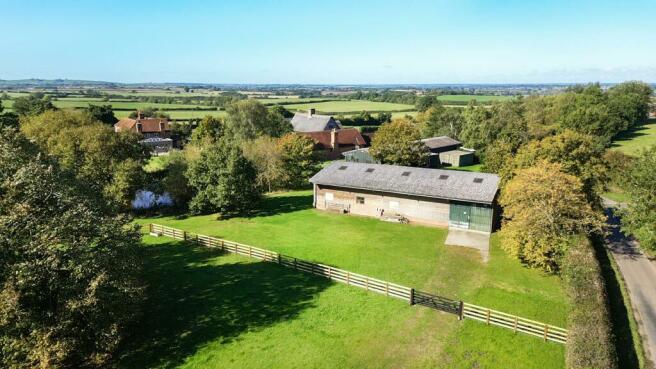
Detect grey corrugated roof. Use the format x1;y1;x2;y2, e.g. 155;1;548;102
291;112;341;132
310;162;499;204
420;136;461;150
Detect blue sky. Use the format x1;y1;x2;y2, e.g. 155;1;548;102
1;0;655;84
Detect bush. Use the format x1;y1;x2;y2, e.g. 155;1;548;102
563;237;618;369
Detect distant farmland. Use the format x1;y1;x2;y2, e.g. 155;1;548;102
1;91;516;121
282;100;416;114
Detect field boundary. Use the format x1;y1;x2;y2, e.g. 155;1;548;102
149;223;568;344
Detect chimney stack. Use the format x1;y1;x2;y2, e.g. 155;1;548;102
137;110;145;120
159;121;165;132
308;108;316;117
330;128;339;150
136;122;143;133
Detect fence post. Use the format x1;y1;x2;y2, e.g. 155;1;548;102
458;301;464;320
543;325;548;341
277;254;281;264
294;258;298;270
221;240;225;251
486;309;491;325
409;288;415;305
183;231;187;241
149;224;153;233
346;271;350;285
514;316;518;333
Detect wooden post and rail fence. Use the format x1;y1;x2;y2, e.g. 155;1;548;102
149;223;568;344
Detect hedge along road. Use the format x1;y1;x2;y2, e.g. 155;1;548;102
604;198;656;367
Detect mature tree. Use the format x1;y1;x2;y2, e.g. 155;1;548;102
620;146;656;252
481;140;515;174
459;99;529;157
242;136;286;192
12;94;56;116
86;104;118;125
377;111;392;124
499;161;604;272
161;150;193;208
0;130;143;368
186;139;261;215
269;104;294;119
522;95;559;139
224;100;292;141
277;133;320;189
190;115;224;145
552;85;622;143
504;130;608;204
418;105;464;139
0;101;19;130
415;95;439;112
20;110;149;210
607;81;653;130
369;118;428;166
128;108;169;119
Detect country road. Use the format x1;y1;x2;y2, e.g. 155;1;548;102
605;200;656;367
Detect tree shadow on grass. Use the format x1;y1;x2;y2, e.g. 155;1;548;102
611;124;650;147
118;240;331;369
238;193;313;219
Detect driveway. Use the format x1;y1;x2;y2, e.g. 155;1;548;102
605;200;656;367
445;228;490;262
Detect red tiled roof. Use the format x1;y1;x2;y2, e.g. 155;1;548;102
300;128;366;149
114;118;170;133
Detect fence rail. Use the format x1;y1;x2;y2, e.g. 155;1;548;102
149;223;568;344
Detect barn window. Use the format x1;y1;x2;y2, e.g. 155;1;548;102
401;171;411;176
439;174;449;180
365;168;375;173
473;178;484;183
356;196;365;204
325;192;334;201
338;165;348;170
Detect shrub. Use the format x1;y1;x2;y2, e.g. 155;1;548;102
563;237;618;369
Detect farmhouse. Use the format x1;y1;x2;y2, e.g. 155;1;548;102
310;162;499;232
114;111;172;153
291;108;342;132
299;128;366;160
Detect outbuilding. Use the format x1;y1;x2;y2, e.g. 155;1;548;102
309;162;499;232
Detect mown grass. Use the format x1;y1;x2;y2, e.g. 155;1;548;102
443;163;484;173
611;120;656;156
136;191;568;324
120;230;565;369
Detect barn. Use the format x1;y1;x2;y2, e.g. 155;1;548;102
309;162;499;232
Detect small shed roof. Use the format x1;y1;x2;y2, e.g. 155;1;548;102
310;162;499;204
440;149;474;157
420;136;461;150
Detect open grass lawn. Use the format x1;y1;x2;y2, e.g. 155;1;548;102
282;100;415;114
443;163;484;173
611;120;656;156
128;191;567;368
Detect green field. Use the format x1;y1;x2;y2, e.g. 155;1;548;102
128;191;568;368
611;120;656;156
282;100;416;114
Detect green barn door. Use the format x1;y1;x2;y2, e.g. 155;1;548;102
449;203;470;229
450;202;493;232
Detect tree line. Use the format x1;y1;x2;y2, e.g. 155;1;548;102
0;96;321;368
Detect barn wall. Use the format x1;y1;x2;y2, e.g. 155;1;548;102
315;185;450;227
